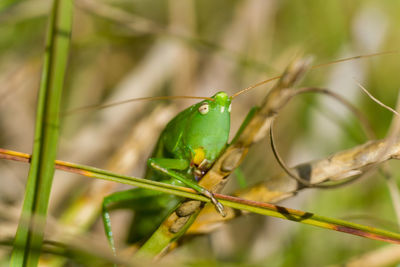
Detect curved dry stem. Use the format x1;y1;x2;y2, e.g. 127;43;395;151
269;87;375;189
269;120;314;187
270;120;362;190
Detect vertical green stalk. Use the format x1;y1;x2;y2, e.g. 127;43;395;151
10;0;73;266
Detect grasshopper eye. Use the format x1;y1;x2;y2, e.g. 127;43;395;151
198;103;209;115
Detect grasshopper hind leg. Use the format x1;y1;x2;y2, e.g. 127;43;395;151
101;188;181;255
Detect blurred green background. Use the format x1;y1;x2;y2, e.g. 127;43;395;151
1;0;400;266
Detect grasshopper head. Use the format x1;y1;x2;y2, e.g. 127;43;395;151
183;92;231;175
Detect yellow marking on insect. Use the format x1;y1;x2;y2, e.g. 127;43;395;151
193;148;205;166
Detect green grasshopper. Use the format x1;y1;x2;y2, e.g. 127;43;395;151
102;91;233;254
94;52;392;256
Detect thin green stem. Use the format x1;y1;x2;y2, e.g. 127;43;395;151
2;148;400;247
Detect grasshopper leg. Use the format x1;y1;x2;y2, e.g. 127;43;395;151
102;188;164;256
148;158;226;217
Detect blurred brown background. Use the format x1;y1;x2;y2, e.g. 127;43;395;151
1;0;400;266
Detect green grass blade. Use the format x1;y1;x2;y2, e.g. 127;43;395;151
9;0;73;265
2;148;400;253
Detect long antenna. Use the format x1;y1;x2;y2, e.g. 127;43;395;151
63;95;213;116
65;51;398;115
230;50;398;99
